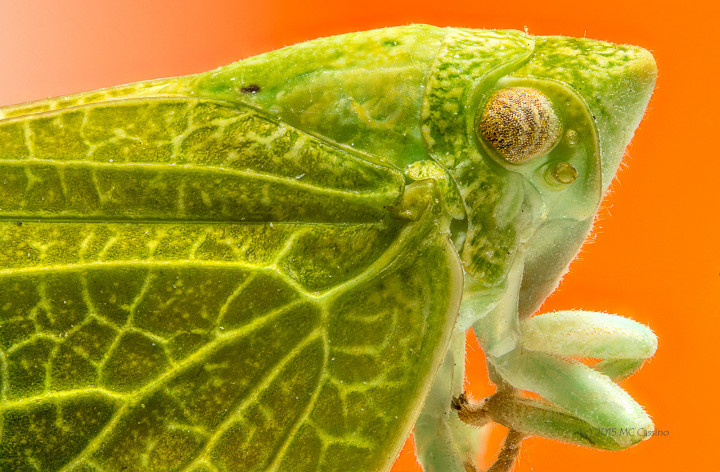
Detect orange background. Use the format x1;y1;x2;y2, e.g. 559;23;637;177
1;1;717;470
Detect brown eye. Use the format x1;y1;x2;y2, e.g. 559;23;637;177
478;87;562;164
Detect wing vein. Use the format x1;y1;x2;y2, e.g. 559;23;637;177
0;158;397;199
181;331;324;472
264;329;330;472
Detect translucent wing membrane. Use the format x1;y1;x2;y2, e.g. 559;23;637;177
0;98;463;472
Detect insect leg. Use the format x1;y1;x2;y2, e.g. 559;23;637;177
451;393;526;472
490;349;653;449
415;332;483;472
520;310;657;380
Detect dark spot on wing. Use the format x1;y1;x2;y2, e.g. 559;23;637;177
240;84;261;94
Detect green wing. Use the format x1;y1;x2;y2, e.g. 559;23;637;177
0;98;463;471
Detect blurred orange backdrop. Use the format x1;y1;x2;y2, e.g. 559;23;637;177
1;0;717;470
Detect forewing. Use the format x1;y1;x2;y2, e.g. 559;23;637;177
0;97;400;222
0;99;463;472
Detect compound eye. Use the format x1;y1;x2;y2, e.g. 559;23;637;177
478;87;562;164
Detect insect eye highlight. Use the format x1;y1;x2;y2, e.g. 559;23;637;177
478;87;562;164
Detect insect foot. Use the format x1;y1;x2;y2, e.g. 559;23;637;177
451;392;491;429
463;456;481;472
452;392;526;472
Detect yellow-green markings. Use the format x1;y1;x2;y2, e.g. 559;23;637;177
0;100;402;223
0;78;463;471
0;205;462;471
1;24;658;472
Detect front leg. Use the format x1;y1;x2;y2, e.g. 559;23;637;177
415;331;485;472
450;393;526;472
460;310;657;453
520;310;658;380
414;258;528;472
459;255;657;470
